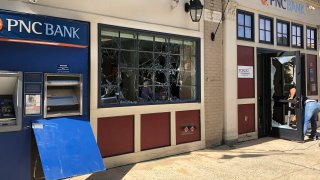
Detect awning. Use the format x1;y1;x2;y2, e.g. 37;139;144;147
32;118;105;180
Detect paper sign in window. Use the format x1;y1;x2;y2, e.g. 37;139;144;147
238;66;254;78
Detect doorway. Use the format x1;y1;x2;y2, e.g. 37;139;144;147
257;48;305;141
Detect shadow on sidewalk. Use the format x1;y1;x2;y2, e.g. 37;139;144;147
87;164;134;180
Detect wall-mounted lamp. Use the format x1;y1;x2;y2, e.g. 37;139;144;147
185;0;204;22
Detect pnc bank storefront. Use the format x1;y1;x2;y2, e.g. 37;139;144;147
223;0;320;143
0;0;207;179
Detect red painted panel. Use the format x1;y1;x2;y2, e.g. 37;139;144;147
237;45;255;98
141;112;170;151
307;54;318;96
98;116;134;157
176;110;200;144
238;104;255;134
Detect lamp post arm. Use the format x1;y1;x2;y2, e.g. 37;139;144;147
211;0;230;41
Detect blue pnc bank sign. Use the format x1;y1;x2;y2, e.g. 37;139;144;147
260;0;306;15
0;10;89;47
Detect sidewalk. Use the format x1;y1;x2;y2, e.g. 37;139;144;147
76;137;320;180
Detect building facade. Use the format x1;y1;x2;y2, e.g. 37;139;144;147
223;0;320;143
0;1;224;178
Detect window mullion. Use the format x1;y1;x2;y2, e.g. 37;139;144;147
152;36;155;101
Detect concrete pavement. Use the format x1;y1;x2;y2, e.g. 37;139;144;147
73;137;320;180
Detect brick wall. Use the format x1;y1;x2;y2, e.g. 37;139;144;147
204;0;224;147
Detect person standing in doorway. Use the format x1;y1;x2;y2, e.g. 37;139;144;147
289;87;318;140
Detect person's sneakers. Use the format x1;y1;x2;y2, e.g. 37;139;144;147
308;135;319;141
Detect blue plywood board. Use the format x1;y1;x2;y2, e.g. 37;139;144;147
32;118;105;180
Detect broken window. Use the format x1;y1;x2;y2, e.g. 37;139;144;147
99;26;200;107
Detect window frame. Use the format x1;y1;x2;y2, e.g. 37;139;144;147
276;19;290;47
237;9;255;42
98;24;201;108
306;26;317;50
259;15;274;44
291;23;304;49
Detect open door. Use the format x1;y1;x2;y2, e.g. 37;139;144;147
258;49;305;141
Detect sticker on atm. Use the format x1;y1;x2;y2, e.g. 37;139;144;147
57;64;70;73
25;94;41;115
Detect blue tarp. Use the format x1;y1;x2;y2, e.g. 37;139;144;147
32;118;105;180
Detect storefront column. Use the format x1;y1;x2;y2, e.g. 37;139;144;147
223;1;238;144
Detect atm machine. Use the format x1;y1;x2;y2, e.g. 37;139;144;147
0;10;105;180
0;71;22;132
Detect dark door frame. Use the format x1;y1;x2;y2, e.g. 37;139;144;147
257;48;305;141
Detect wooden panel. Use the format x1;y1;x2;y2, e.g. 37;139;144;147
141;112;170;151
238;104;255;134
307;54;318;96
176;110;200;144
98;116;134;157
237;45;255;98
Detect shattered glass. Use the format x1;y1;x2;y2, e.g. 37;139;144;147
101;49;118;86
154;36;168;52
139;52;153;68
139;69;152;86
170;55;181;70
154;71;167;85
120;50;136;68
100;29;198;106
154;53;168;69
119;69;137;103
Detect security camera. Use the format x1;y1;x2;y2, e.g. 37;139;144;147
29;0;38;4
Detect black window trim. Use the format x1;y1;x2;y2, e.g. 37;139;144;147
276;19;290;47
237;9;255;42
291;22;304;49
98;24;202;108
258;14;274;44
306;26;317;51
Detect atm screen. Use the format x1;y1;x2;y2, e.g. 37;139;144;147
0;95;15;123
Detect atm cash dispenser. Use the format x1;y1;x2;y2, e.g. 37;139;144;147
44;73;82;118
